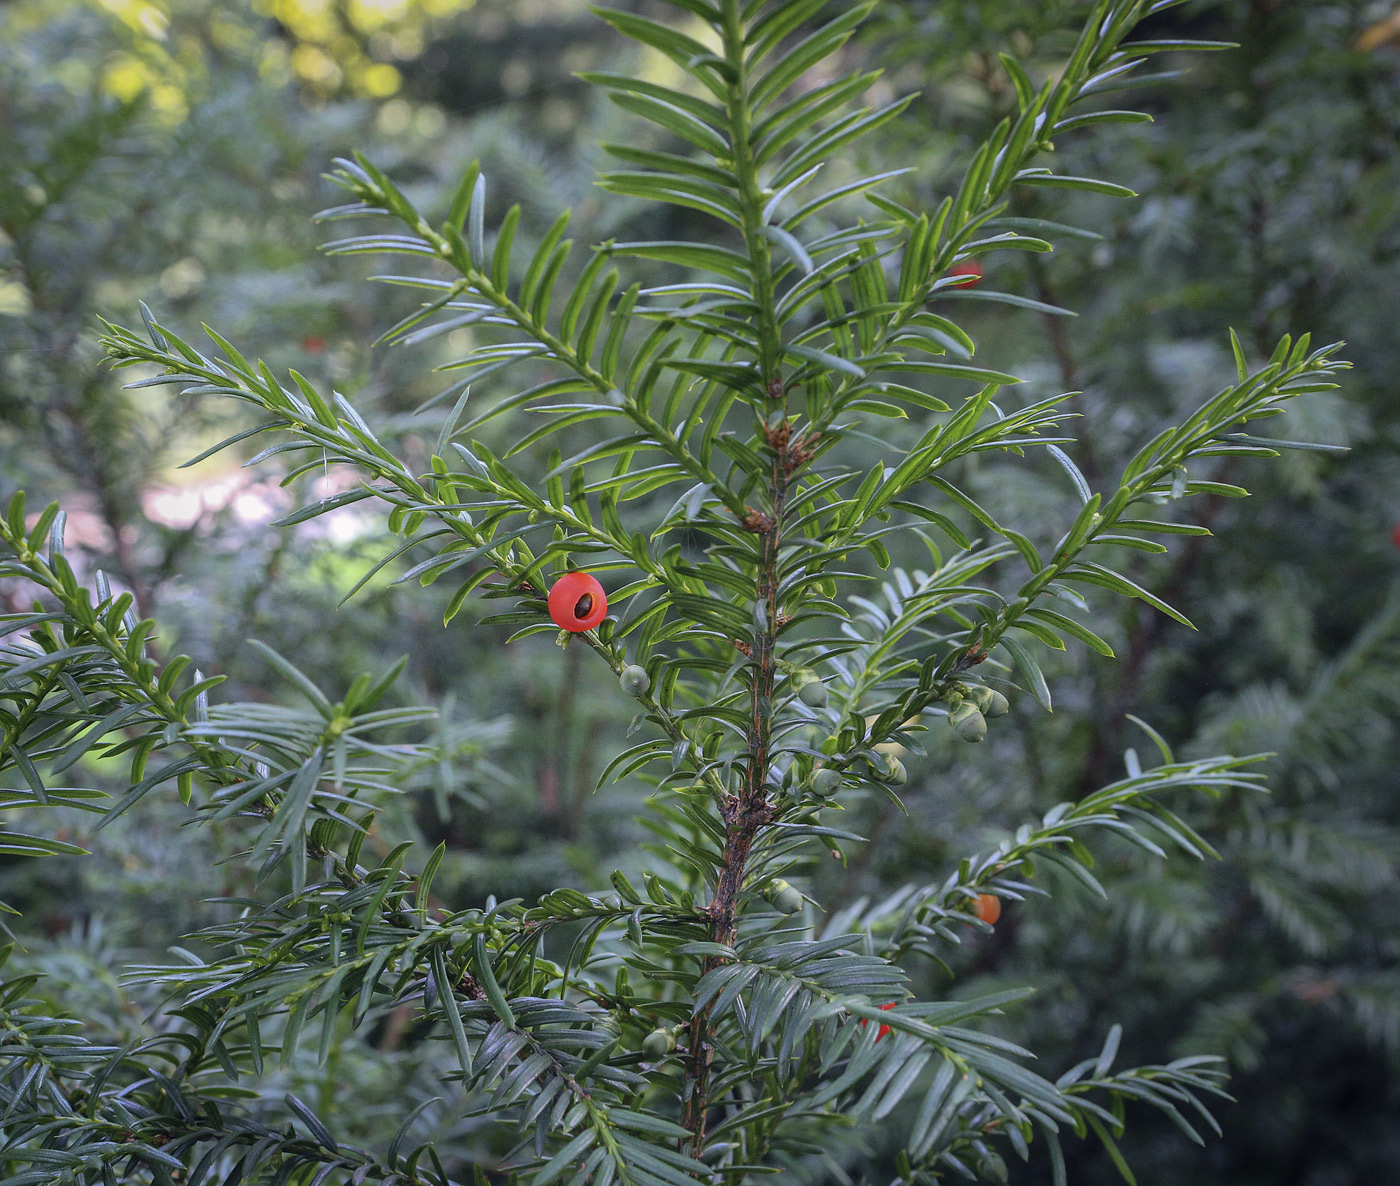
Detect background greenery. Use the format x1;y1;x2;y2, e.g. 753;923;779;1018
1;1;1396;1183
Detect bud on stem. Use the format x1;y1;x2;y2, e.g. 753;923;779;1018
763;879;804;914
790;666;828;708
949;701;987;743
964;684;1009;718
642;1026;677;1057
620;664;650;697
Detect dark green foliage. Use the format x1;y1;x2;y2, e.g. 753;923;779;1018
0;1;1378;1184
843;3;1400;1183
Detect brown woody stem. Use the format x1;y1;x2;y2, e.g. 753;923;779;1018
683;440;787;1151
681;0;790;1151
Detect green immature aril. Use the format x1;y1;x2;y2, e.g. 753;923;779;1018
811;767;842;798
979;1150;1010;1186
642;1027;676;1058
619;664;650;697
792;668;828;708
764;879;804;914
966;684;1009;718
881;754;908;785
949;701;988;743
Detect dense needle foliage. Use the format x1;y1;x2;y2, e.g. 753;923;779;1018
0;2;1363;1184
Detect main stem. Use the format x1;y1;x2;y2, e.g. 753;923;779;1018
682;1;787;1152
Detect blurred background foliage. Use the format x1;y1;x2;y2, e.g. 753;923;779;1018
1;1;1397;1183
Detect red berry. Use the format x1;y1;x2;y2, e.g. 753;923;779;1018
301;335;326;353
877;1000;897;1040
947;259;983;287
975;893;1001;926
860;1001;899;1041
548;572;607;632
1391;524;1400;550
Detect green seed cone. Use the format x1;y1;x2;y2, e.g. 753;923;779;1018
791;667;827;707
619;664;650;697
983;688;1009;717
765;878;804;914
811;767;842;797
642;1027;676;1057
882;754;907;785
979;1151;1009;1185
948;701;987;743
965;684;993;712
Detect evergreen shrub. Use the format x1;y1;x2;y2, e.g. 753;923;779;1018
0;2;1350;1182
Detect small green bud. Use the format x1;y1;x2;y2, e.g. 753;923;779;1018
642;1027;676;1058
882;754;907;785
619;664;650;697
790;667;828;708
764;878;804;915
964;684;992;711
948;701;987;743
811;767;842;798
965;684;1009;717
979;1151;1009;1185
